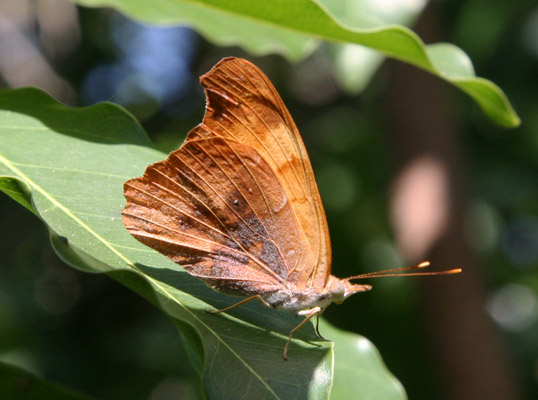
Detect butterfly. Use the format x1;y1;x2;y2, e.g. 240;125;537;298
121;57;461;360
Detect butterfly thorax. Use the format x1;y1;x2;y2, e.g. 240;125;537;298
262;275;371;314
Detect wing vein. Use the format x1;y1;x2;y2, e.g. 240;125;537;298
211;139;291;276
205;74;306;200
126;181;232;241
123;211;248;259
166;152;285;282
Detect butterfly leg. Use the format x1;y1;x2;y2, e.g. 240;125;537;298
315;311;327;340
284;306;322;361
207;294;270;314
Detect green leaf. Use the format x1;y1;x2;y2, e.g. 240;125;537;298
323;321;406;399
79;0;317;62
0;88;405;400
322;0;426;94
0;176;35;215
73;0;519;127
0;361;95;400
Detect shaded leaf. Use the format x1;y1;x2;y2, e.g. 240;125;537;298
0;176;35;215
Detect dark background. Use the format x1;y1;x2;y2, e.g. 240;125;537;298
1;1;537;399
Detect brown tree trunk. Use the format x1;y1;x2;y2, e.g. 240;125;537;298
386;5;519;400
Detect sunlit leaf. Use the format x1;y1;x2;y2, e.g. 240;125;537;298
321;0;427;94
73;0;520;127
323;320;407;399
0;88;405;400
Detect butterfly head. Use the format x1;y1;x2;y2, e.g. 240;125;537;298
325;275;372;305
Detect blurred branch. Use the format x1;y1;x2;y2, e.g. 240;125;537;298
387;4;520;400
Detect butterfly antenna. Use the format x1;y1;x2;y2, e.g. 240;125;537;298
345;261;461;281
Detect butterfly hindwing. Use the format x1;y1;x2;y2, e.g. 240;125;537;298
122;136;316;295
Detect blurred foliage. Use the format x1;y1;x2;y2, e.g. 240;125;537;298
0;0;537;399
0;361;96;400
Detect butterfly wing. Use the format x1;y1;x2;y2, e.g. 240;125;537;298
189;57;332;290
122;57;331;294
123;134;317;295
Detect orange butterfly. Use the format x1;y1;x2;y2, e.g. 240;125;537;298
122;57;460;359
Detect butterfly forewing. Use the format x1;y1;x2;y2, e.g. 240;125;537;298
123;135;317;295
191;57;332;289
